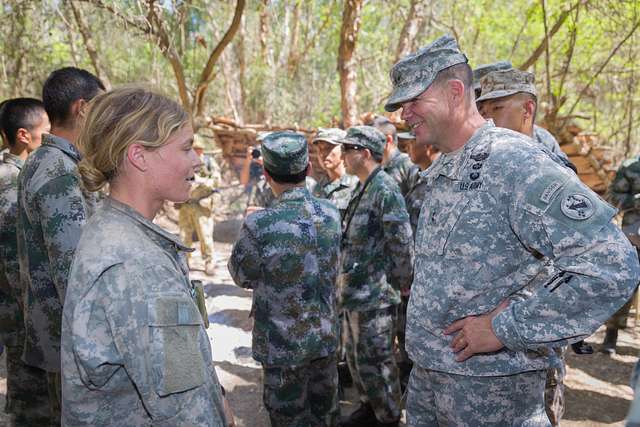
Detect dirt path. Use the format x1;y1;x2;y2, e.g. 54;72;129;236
0;236;636;426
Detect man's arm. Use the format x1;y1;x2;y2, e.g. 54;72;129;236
381;189;414;295
38;174;90;304
227;221;262;289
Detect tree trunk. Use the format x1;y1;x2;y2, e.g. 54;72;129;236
69;1;112;89
338;0;365;128
395;0;426;62
259;0;270;64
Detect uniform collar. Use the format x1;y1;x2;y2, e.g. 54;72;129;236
105;197;193;252
2;152;24;169
42;133;81;163
277;186;309;202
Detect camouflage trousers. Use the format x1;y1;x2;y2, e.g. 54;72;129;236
345;306;402;423
178;204;214;263
262;354;338;427
396;295;413;382
605;295;634;330
406;366;550;426
5;345;51;426
545;347;566;426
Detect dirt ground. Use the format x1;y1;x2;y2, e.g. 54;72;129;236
0;216;637;426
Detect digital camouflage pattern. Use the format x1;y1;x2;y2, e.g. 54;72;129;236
472;60;512;92
533;125;571;165
61;198;226;426
608;155;640;227
262;354;338;427
385;34;468;112
0;152;52;426
261;131;309;175
545;348;566;426
404;165;430;236
339;126;386;155
0;152;25;347
406;366;550;426
313;128;346;146
383;149;414;196
344;306;402;423
229;186;341;366
476;68;536;102
248;176;320;208
340;169;414;312
406;121;639;378
17;134;98;372
317;173;359;217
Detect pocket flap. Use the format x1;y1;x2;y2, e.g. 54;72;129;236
148;296;202;326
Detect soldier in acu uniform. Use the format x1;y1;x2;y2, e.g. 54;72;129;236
229;131;341;427
16;67;104;423
0;98;51;426
386;35;639;426
338;126;414;427
604;156;640;354
61;87;228;426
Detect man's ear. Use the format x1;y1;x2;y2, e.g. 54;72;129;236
70;98;87;120
523;99;536;120
16;128;31;147
127;143;148;172
262;165;272;183
447;79;466;107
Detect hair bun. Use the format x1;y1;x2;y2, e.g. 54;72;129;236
78;158;108;192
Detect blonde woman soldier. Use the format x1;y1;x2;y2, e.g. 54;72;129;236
61;86;230;426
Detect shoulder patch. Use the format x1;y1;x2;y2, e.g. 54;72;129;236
540;181;564;204
560;193;594;220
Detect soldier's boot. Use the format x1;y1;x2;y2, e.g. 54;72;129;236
340;403;377;427
601;328;618;355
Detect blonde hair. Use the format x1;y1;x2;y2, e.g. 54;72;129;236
78;85;189;192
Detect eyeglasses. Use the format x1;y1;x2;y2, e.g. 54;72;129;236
342;144;365;152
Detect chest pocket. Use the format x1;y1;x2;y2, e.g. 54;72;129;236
148;295;206;396
416;192;470;256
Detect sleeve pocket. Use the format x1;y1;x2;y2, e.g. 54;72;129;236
148;296;206;396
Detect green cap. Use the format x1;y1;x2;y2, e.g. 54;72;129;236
339;126;386;155
385;35;468;112
312;128;347;145
261;131;309;175
476;68;536;103
472;61;512;91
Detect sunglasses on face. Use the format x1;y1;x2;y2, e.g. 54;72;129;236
342;144;365;152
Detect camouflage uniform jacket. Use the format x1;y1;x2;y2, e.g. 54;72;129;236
607;156;640;226
61;198;226;426
0;152;25;346
383;149;414;196
17;134;98;372
340;169;414;312
534;125;570;165
407;121;639;376
405;165;430;237
318;173;359;218
228;187;341;366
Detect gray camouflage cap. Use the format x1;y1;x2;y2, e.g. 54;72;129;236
472;61;512;91
397;131;415;140
476;68;536;103
385;34;468;112
261;131;309;175
339;126;386;155
312;128;347;145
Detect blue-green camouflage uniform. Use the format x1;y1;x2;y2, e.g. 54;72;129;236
61;198;227;426
0;152;50;425
383;149;414;196
229;131;341;427
406;121;639;425
249;176;320;208
340;163;414;423
318;173;359;218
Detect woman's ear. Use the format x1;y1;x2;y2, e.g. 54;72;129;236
127;143;148;172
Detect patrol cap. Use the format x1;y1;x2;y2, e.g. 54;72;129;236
339;126;386;156
397;131;416;140
385;35;468;112
312;128;346;146
476;68;537;103
472;61;512;91
260;130;309;175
